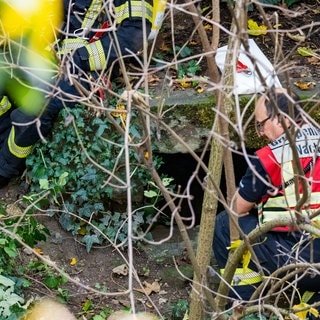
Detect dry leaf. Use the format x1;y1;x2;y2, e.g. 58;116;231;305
287;31;306;42
70;257;77;266
308;56;320;64
159;41;170;52
158;297;168;305
180;80;192;88
231;302;245;320
112;264;128;276
77;226;87;236
135;281;160;296
294;81;316;90
147;74;160;85
6;203;23;216
196;86;204;93
33;248;44;255
182;311;189;320
111;105;126;119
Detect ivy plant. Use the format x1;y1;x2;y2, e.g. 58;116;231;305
0;275;25;319
0;203;49;275
26;105;164;251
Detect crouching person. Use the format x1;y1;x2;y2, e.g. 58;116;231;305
213;88;320;308
0;0;153;189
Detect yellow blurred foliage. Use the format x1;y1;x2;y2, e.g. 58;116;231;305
0;0;62;56
0;0;62;114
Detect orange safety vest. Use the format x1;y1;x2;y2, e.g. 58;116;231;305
256;123;320;231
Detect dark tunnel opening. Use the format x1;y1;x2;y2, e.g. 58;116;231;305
156;149;257;226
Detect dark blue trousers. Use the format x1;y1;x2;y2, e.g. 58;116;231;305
213;211;320;301
0;19;150;179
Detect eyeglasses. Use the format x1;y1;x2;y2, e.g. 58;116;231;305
255;116;270;132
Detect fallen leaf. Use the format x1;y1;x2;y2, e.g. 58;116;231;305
182;311;189;320
196;86;204;93
147;74;160;84
294;81;316;90
33;248;44;255
6;203;23;216
159;41;170;52
117;299;131;307
204;24;212;31
308;56;320;64
70;257;77;266
293;302;319;320
297;47;314;57
111;105;127;120
180;80;192;88
287;31;306;42
23;247;34;255
189;40;198;46
247;19;267;36
135;281;160;296
82;299;92;312
231;303;245;319
112;264;128;276
78;226;87;236
158;298;168;305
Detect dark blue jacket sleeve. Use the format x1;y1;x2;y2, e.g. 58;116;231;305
238;156;269;203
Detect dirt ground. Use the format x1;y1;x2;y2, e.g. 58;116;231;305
1;1;320;319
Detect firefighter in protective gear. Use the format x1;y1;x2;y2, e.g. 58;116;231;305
0;0;154;188
213;88;320;304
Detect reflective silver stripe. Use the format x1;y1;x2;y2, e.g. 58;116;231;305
220;268;263;286
82;0;104;29
0;96;12;116
57;38;88;54
259;192;320;225
86;41;106;71
264;192;320;209
115;1;153;24
8;127;33;158
261;209;320;224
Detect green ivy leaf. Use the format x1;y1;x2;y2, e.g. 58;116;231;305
44;275;60;289
0;275;15;287
58;172;69;186
4;246;17;258
144;190;158;198
83;234;100;253
39;178;49;190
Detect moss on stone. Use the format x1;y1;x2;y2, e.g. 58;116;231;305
151;90;320;151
